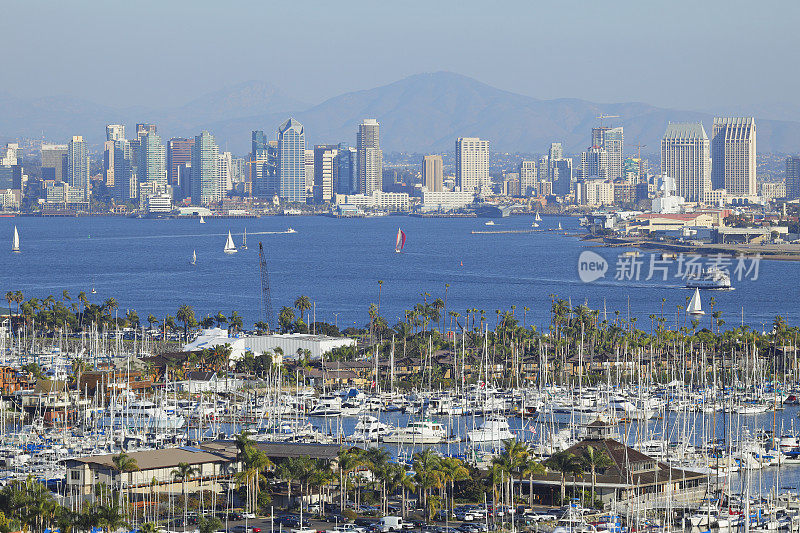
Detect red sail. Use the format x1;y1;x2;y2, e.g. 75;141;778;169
395;228;406;252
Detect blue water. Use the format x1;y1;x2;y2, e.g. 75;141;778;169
0;214;797;331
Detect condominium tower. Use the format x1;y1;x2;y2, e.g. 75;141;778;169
422;155;444;192
456;137;490;193
191;131;220;205
277;118;306;202
711;117;756;196
357;119;382;195
660;123;711;202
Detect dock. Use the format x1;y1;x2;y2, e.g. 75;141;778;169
471;229;538;234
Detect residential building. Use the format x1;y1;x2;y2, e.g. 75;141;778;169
578;178;614;206
136;123;157;137
218;151;233;194
518;160;537;196
304;149;314;197
421;190;475;212
422;155;444;192
167;138;193;195
191;131;220;206
357;119;382;195
711;117;756;196
786;157;800;200
760;181;786;202
0;144;22;209
250;140;278;198
592;126;624;179
106;124;125;141
335;144;357;194
581;146;609;178
103;141;115;188
66;136;89;201
41;144;67;181
138;132;167;187
455;137;490;193
277;118;306;202
313;145;339;203
660;123;711;203
335;190;410;211
113;139;136;202
551;158;573;195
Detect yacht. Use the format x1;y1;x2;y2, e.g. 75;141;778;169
484;220;496;226
99;400;186;430
286;227;297;233
467;415;515;443
685;267;731;289
349;415;391;442
308;395;343;417
383;420;447;444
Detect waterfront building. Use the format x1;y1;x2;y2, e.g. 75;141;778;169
335;190;410;212
660;123;711;203
335;144;357;194
191;131;220;206
167;138;193;195
138;132;167;187
41;143;67;181
106;124;125;141
304;149;315;197
113;139;136;202
277;118;306;202
67;136;89;201
184;328;357;362
314;144;339;203
711;117;756;195
420;190;475;212
357;119;382;195
456;137;490;193
518;160;537;196
422;155;444;192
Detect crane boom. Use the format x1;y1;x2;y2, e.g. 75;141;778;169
258;242;275;333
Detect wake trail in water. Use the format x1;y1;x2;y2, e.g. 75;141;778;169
38;230;296;243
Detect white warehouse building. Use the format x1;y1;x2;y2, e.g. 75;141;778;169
183;328;356;363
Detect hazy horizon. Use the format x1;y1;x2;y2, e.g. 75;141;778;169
2;0;798;116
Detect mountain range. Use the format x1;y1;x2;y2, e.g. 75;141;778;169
3;72;800;156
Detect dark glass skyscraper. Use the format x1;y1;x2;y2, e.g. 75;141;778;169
277;118;306;202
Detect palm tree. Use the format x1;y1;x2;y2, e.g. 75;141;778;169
438;457;469;517
522;456;545;507
412;449;441;513
95;500;129;533
111;453;139;508
581;445;613;508
176;304;195;341
336;448;364;511
229;310;244;334
172;462;199;521
308;459;335;516
294;295;312;324
545;452;581;504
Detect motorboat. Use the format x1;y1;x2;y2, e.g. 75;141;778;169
686;267;731;289
467;415;515;443
383;420;447;444
349;415;391;442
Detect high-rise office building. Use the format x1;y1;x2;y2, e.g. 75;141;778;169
456;137;490;193
0;143;23;193
711;117;756;195
590;126;623;179
136;123;157;138
252;130;268;157
357;119;382;195
218;151;233;194
113;139;136;202
41;144;67;181
786;157;800;200
103;141;116;188
581;146;609;178
305;149;315;196
138;132;166;186
277;118;306;202
518;160;537;196
335;144;357;194
106;124;126;142
313;145;339;203
549;143;563;164
67;136;89;201
422;155;444;192
167;138;194;193
192;131;220;206
661;123;711;202
551;158;573;196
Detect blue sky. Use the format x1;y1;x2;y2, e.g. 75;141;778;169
2;0;797;112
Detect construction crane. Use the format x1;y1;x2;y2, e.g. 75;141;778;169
596;114;620;127
258;242;275;333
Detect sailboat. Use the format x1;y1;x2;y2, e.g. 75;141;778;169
241;228;248;250
557;221;563;230
11;226;19;253
191;250;197;265
535;211;542;222
532;221;539;228
199;215;206;224
395;228;406;253
224;230;238;254
687;288;705;316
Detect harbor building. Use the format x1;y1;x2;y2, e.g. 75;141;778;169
456;137;490;194
711;117;756;196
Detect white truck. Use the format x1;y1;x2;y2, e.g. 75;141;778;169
378;517;406;532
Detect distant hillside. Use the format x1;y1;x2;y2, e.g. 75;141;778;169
3;72;800;156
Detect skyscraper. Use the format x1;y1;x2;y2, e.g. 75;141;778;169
138;132;166;186
277;118;306;202
314;144;339;203
581;146;609;178
113;139;136;202
518;160;537;196
335;144;357;194
305;149;315;197
661;123;711;202
41;144;67;181
711;117;756;195
218;151;233;194
136;123;157;138
67;136;89;200
252;130;268;157
167;138;194;193
357;119;382;195
786;157;800;200
0;144;23;202
422;155;444;192
103;141;116;188
192;131;220;206
456;137;490;193
590;126;623;179
106;124;126;142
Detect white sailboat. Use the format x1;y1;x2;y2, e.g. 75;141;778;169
199;215;206;224
532;222;539;228
224;230;237;254
11;226;19;253
535;211;542;222
687;287;705;316
241;228;248;250
191;250;197;265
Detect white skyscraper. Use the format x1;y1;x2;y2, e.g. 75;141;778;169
456;137;490;193
106;124;126;142
711;117;756;196
218;151;233;194
357;119;382;195
518;160;537;196
661;123;711;203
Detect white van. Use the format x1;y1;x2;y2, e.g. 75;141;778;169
378;517;406;532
